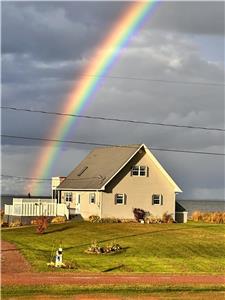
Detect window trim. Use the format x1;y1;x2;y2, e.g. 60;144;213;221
131;165;147;177
115;193;126;205
152;194;163;205
89;193;96;204
65;192;72;202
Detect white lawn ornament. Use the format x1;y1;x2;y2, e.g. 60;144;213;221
55;247;63;267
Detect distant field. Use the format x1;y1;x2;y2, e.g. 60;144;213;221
1;221;225;273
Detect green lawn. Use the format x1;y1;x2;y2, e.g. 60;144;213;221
2;221;225;273
2;284;225;299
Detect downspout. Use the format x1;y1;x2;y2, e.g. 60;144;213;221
98;190;102;219
101;191;103;219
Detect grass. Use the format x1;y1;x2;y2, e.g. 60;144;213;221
1;221;225;273
2;284;225;299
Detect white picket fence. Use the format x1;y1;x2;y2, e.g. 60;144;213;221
4;198;69;219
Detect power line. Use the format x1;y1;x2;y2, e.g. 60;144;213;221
84;74;225;87
1;175;51;181
1;174;102;181
2;134;224;156
2;106;225;132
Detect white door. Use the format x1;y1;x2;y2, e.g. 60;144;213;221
76;194;81;214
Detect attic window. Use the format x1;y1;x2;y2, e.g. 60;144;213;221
131;166;147;177
77;166;88;176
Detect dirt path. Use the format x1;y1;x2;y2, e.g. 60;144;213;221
2;272;225;286
1;240;225;286
1;240;31;274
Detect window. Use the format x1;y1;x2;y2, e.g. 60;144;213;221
131;166;139;176
152;194;163;205
89;193;95;204
65;192;72;202
131;166;147;176
140;166;146;176
115;194;126;205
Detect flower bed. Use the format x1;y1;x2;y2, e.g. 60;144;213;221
85;241;123;255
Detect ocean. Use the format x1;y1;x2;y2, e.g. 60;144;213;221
178;199;225;216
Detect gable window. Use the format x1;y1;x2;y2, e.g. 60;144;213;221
152;194;163;205
115;193;126;205
65;192;72;202
131;165;147;176
89;193;96;204
140;166;146;176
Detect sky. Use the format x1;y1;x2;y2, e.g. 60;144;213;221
1;1;225;199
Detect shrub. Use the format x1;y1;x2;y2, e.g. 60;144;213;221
202;212;211;223
133;208;146;222
0;210;4;224
145;215;162;224
222;212;225;223
100;218;121;223
47;261;78;269
89;216;121;223
1;222;9;228
89;215;101;223
212;212;223;224
51;216;66;224
192;211;202;222
9;221;22;227
31;219;38;225
120;219;135;223
85;241;122;254
35;216;49;234
162;212;174;223
192;211;225;224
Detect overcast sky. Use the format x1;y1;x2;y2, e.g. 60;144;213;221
1;1;224;199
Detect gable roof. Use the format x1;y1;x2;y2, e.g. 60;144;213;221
57;144;182;192
57;144;142;190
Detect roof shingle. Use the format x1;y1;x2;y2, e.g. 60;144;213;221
57;145;142;190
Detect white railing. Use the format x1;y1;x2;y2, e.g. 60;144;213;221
4;205;13;216
4;198;69;219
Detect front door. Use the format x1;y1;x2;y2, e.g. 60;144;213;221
75;194;81;214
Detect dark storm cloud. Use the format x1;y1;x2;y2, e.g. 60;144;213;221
1;1;224;197
2;1;127;62
2;2;224;63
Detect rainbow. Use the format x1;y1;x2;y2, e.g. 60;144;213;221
30;0;158;195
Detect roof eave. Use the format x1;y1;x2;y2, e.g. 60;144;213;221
101;144;145;190
56;187;104;191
